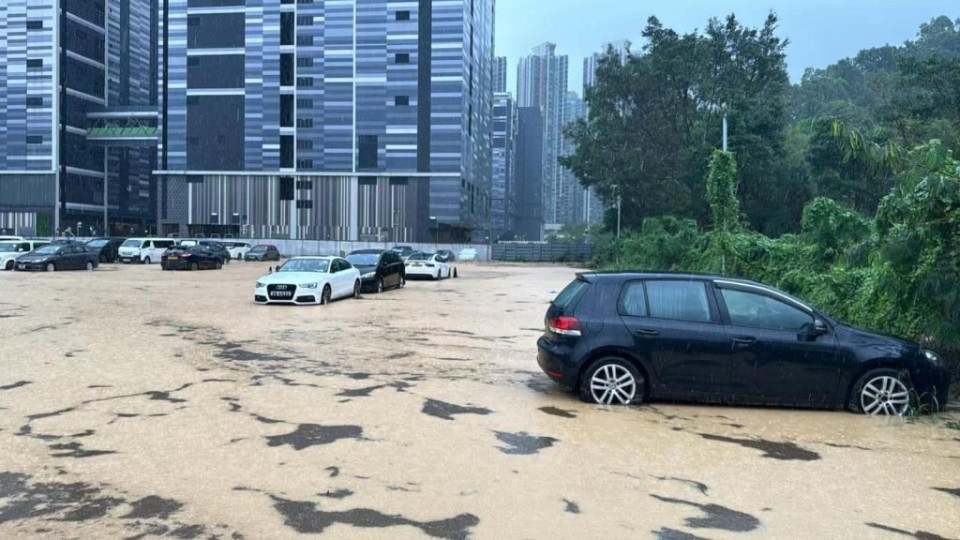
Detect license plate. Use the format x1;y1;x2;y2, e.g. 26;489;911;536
412;263;422;267
18;264;25;269
167;256;178;260
271;291;293;298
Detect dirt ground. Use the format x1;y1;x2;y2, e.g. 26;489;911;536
0;262;957;540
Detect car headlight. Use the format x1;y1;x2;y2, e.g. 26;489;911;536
301;282;319;289
923;349;942;365
361;272;375;279
255;282;266;289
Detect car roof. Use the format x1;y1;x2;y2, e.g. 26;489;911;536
289;256;337;260
349;249;385;254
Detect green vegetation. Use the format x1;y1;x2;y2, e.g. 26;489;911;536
563;14;960;384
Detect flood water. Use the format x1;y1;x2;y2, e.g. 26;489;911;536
0;264;957;539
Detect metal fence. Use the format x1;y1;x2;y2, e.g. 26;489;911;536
491;243;592;263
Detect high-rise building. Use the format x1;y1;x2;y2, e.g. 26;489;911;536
491;92;515;239
517;43;568;227
493;56;508;93
514;107;544;241
156;0;494;243
0;0;159;236
559;91;587;224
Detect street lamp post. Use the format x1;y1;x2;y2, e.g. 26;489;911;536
721;107;728;275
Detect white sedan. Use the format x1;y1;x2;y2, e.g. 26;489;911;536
405;253;452;280
254;256;361;305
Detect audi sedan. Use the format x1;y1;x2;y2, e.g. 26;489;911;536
254;256;361;305
537;272;951;416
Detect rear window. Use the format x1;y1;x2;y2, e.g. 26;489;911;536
552;278;590;310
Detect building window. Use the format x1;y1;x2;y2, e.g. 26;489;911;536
280;12;295;45
358;135;378;169
26;59;43;69
297;0;314;3
187;137;199;146
188;15;200;26
297;118;313;128
280;137;294;169
279;176;295;200
297;139;313;150
296;199;313;209
27;20;43;30
297;159;314;169
26;97;43;107
394;95;409;106
389;177;409;186
297;56;314;68
297;180;313;190
395;52;410;64
26;135;43;144
297;15;313;26
280;94;294;127
297;98;313;109
188;56;199;67
297;35;314;46
396;10;410;21
280;54;294;86
296;77;314;87
359;176;377;186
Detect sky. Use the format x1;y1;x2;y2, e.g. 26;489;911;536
496;0;958;95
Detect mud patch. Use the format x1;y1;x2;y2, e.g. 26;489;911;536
266;424;363;450
48;442;117;459
422;399;493;421
123;495;184;520
0;380;31;391
865;522;952;539
698;433;820;461
386;351;415;360
318;489;353;500
563;499;580;514
271;495;479;539
325;466;340;478
653;528;711;540
494;431;558;455
651;495;759;532
655;476;709;496
337;385;387;398
932;486;960;498
538;406;576;418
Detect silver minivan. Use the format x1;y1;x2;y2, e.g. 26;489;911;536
118;238;177;264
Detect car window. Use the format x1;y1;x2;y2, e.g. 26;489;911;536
619;282;648;317
645;280;712;323
721;288;813;331
341;259;352;270
553;279;589;310
18;243;30;252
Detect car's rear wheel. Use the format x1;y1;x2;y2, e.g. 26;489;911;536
353;281;362;298
190;262;199;271
215;260;223;270
849;368;915;416
579;357;644;406
45;262;56;272
143;257;151;265
376;277;384;293
320;285;332;305
85;261;94;271
5;261;13;270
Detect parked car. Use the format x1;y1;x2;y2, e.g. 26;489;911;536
198;241;231;265
225;241;252;260
537;272;951;416
118;238;177;264
458;247;478;261
254;256;360;305
0;236;25;243
391;245;415;260
14;244;99;272
405;252;453;280
346;249;405;293
85;237;126;263
161;245;223;271
0;240;50;270
435;249;457;263
244;244;281;261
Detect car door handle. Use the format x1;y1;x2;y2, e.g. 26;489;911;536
730;337;756;346
635;329;660;337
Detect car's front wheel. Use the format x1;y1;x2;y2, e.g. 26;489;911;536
579;357;645;406
85;261;94;271
849;368;915;416
5;260;13;270
45;262;56;272
353;281;362;299
320;285;332;305
190;262;199;271
143;257;151;265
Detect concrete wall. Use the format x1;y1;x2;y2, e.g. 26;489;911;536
254;240;491;261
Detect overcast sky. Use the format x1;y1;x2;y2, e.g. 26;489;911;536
496;0;958;95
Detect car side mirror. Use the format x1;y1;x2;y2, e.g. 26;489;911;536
268;266;273;274
799;319;828;341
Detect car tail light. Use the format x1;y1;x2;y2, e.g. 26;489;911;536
548;316;582;337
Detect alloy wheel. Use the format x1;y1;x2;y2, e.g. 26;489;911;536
860;376;910;416
589;364;637;405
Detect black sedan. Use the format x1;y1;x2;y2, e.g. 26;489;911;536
85;237;126;263
244;245;281;261
15;244;99;272
537;272;951;416
435;249;457;262
346;249;405;293
161;246;223;270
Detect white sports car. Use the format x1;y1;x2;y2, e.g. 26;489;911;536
254;256;361;305
405;253;452;280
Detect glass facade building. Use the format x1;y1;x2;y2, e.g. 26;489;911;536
157;0;494;242
491;91;515;239
0;0;158;236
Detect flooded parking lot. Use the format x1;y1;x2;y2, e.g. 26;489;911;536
0;263;958;539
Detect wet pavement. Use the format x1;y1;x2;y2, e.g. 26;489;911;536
0;263;958;539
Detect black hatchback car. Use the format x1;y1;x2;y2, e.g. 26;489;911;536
346;249;405;293
245;244;281;261
15;244;99;272
85;237;126;263
537;272;951;416
161;245;223;271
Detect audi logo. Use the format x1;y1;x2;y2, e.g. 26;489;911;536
275;285;288;290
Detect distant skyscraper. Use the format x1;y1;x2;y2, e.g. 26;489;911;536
493;56;508;93
157;0;494;242
583;40;632;95
0;0;159;236
514;107;544;241
559;91;588;224
516;43;568;226
491;92;516;239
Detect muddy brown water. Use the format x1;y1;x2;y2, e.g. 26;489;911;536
0;263;958;539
